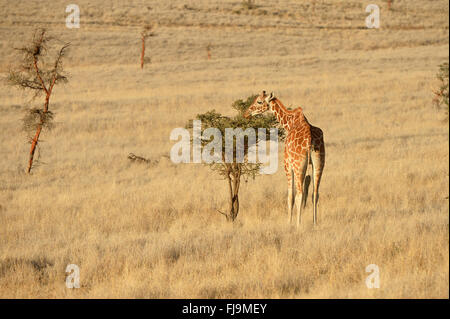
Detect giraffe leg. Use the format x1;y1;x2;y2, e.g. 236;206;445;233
311;143;325;225
294;157;309;228
301;174;311;209
285;163;295;224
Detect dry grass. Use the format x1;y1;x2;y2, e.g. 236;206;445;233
0;0;448;298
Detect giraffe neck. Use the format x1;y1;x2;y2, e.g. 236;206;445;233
269;98;296;131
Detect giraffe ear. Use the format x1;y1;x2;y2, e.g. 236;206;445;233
266;92;275;102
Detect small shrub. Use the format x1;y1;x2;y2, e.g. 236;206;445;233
433;62;449;115
241;0;257;10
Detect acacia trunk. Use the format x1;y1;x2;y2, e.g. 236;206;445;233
27;95;49;174
27;125;42;173
141;36;145;69
227;168;241;221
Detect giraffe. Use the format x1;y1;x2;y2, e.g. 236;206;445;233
244;91;325;226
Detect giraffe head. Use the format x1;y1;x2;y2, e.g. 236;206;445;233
264;92;276;104
243;91;271;119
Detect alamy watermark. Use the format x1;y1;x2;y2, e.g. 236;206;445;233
169;120;279;174
365;4;380;29
65;264;80;288
365;264;380;288
66;4;80;29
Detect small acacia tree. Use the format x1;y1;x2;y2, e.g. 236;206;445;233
140;25;156;69
242;0;257;10
6;29;70;173
206;43;212;60
186;95;284;221
433;62;449;116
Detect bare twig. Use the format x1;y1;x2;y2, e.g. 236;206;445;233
128;153;158;165
216;210;230;220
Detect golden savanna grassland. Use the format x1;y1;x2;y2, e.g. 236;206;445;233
0;0;448;298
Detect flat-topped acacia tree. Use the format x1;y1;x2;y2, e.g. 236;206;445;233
7;29;70;173
186;95;285;221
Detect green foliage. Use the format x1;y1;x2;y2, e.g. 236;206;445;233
231;94;258;114
6;28;69;136
433;62;449;114
6;29;69;97
22;108;54;134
